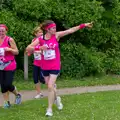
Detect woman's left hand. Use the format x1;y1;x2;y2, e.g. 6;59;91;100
85;22;93;28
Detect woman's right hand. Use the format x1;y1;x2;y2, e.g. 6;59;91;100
24;50;32;56
25;46;34;56
26;45;34;53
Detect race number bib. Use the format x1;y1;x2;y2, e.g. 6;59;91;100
0;48;5;56
43;49;56;60
34;53;41;60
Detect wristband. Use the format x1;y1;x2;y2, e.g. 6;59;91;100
79;24;86;29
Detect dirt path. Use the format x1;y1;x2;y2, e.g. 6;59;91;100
0;84;120;106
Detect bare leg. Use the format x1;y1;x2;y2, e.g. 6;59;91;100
3;91;9;102
47;74;57;109
12;88;18;96
35;82;41;94
11;87;21;104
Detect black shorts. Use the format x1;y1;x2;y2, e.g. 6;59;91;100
33;65;45;84
42;70;60;77
0;70;15;85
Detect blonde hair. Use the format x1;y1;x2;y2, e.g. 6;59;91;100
32;26;42;36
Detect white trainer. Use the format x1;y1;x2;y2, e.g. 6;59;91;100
55;96;63;110
35;93;43;99
45;108;53;117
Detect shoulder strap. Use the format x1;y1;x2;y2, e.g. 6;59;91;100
5;36;11;46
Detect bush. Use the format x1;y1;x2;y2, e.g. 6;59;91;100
0;0;13;10
12;0;52;21
1;0;120;77
104;48;120;74
12;0;104;26
60;42;106;77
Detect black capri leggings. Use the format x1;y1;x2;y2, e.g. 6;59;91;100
0;70;15;93
33;65;45;84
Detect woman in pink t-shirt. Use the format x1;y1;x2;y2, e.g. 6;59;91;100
31;27;45;99
0;24;21;108
26;20;93;116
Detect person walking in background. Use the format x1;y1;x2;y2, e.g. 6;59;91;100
31;26;45;99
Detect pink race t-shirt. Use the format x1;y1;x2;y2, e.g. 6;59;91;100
39;35;60;70
0;36;16;71
32;38;42;67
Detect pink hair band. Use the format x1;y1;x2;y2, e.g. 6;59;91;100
45;23;56;30
0;24;8;31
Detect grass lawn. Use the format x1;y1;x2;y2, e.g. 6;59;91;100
1;91;120;120
14;74;120;90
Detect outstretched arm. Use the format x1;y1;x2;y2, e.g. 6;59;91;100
56;22;93;41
